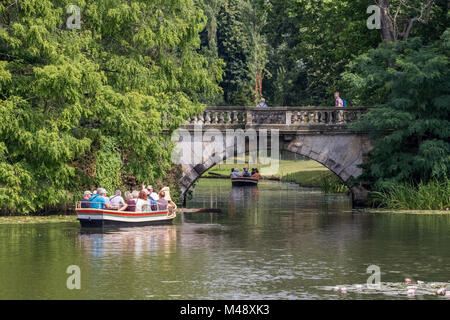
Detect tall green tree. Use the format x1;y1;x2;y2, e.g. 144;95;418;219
216;0;253;105
241;0;270;104
344;29;450;189
198;0;226;105
264;0;381;106
0;0;222;213
263;0;306;106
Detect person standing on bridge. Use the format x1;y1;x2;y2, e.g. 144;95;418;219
334;92;347;107
257;98;268;108
334;92;347;123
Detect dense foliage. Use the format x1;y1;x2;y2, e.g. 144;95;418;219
201;0;449;106
344;29;450;189
372;179;450;210
0;0;222;213
200;0;382;106
199;0;269;105
264;0;382;106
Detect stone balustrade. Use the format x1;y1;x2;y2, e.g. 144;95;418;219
188;108;248;126
185;107;367;128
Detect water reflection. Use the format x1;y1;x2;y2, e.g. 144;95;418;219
78;227;178;259
228;185;258;220
1;179;449;299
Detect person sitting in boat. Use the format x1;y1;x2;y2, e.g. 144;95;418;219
157;191;169;210
118;191;135;212
89;188;111;209
148;190;158;211
136;191;150;212
159;187;177;213
81;191;92;208
147;185;159;201
230;168;240;178
131;190;140;208
241;168;251;177
109;189;125;210
252;169;260;179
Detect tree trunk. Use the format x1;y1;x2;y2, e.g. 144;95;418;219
377;0;436;42
378;0;396;41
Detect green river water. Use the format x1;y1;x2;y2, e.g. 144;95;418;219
0;179;449;300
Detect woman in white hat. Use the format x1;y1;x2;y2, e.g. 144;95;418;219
158;187;176;213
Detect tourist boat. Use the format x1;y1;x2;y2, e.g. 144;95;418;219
231;176;259;186
75;203;176;228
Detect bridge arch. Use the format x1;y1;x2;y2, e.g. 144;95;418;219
176;107;372;206
281;133;371;205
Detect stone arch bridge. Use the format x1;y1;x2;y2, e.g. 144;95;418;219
174;107;371;206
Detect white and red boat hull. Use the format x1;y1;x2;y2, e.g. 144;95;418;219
76;208;176;228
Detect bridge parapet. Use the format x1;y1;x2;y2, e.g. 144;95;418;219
185;107;367;131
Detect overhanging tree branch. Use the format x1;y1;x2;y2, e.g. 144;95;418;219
376;0;436;42
402;0;434;39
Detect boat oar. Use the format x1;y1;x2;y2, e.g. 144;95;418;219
176;208;222;214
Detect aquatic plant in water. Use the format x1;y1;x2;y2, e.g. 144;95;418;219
317;281;450;298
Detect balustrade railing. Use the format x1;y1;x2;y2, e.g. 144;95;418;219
188;108;247;126
185;107;367;127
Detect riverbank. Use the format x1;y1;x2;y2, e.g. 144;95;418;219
358;209;449;215
0;215;77;225
371;179;450;211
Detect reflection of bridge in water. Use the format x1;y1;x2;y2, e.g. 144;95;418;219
176;107;371;206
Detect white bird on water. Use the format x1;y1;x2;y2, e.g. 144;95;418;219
407;289;416;296
436;288;446;296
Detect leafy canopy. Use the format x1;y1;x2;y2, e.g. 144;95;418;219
344;28;450;189
0;0;222;213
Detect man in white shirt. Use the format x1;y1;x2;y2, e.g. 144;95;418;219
147;185;159;201
257;98;268;108
109;189;125;209
230;168;241;178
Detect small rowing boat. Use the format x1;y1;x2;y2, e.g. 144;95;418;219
76;204;176;228
231;177;259;186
